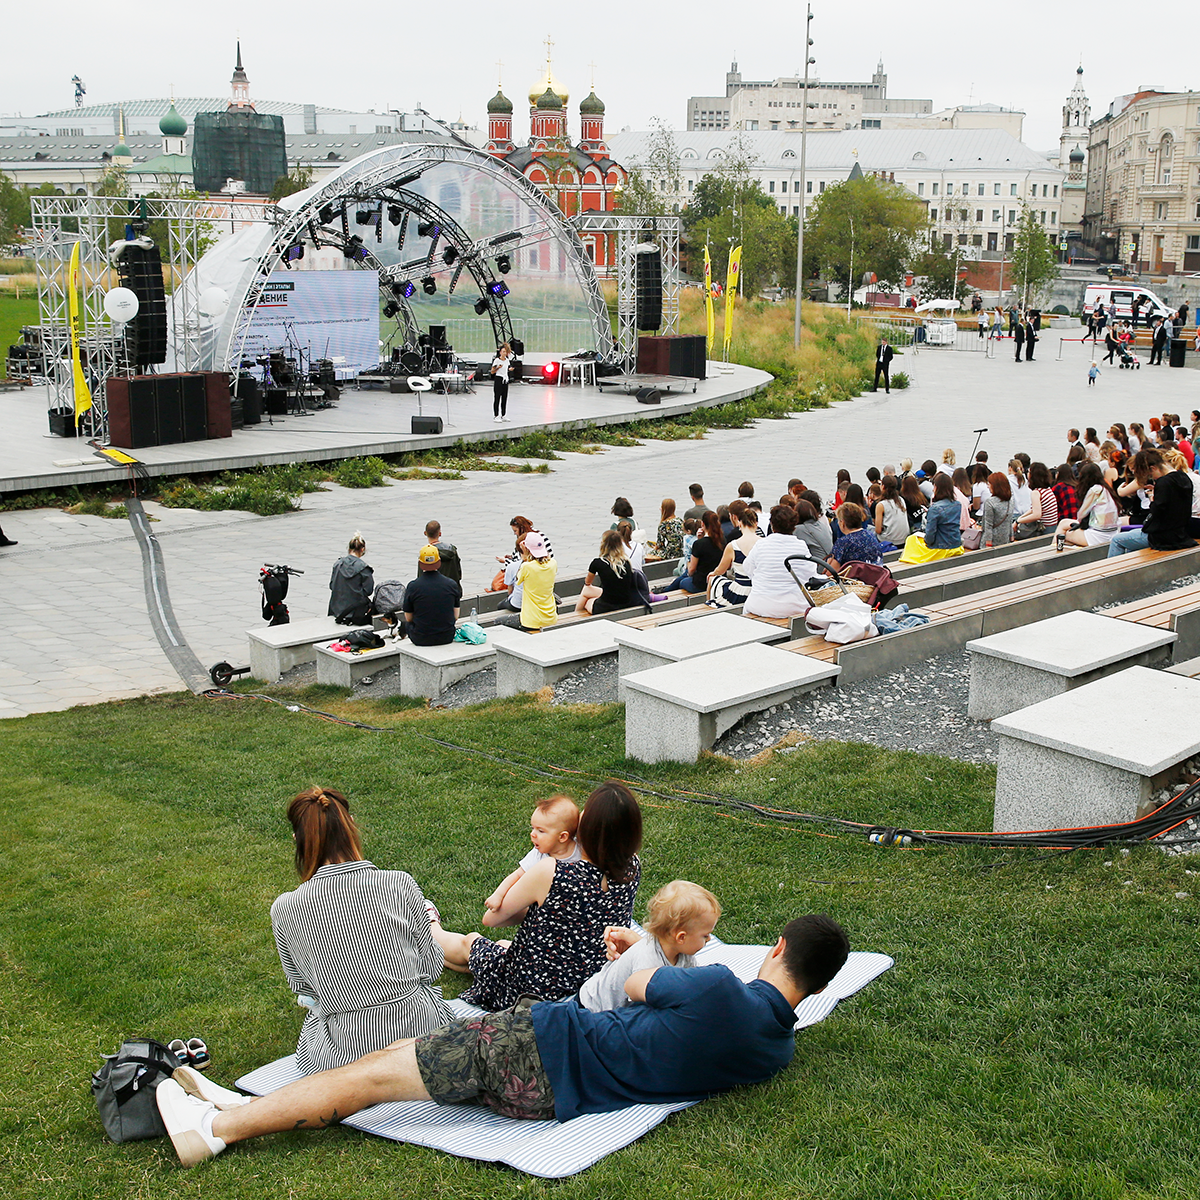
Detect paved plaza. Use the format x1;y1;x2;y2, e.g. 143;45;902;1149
1;330;1197;718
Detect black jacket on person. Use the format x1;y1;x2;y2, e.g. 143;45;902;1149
328;555;375;624
876;343;894;367
1143;471;1197;551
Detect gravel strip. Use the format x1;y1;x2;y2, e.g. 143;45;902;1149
551;654;620;705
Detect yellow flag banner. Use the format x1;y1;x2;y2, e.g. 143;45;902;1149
703;245;714;353
722;245;742;357
67;240;93;425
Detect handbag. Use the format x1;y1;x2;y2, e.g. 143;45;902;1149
453;621;487;644
838;560;901;607
91;1038;180;1142
1013;519;1044;540
961;525;983;550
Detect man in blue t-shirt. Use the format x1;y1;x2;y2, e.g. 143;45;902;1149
156;915;850;1164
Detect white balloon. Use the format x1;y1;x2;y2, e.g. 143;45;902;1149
103;287;139;323
198;286;230;318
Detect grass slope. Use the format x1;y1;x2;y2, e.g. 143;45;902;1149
2;685;1198;1199
0;292;38;379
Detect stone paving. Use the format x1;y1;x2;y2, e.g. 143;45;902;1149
2;330;1198;718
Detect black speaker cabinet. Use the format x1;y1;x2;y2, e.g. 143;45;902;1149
234;374;262;424
202;371;232;439
635;247;663;332
264;388;289;415
635;387;662;404
152;375;183;445
115;243;168;368
179;373;208;441
411;415;443;434
637;335;707;380
48;408;79;437
389;376;412;393
106;376;159;448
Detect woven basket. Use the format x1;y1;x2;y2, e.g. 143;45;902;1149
808;579;874;606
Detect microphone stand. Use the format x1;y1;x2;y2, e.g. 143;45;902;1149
970;428;988;462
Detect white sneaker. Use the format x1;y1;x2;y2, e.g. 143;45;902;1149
156;1078;227;1166
493;416;502;423
173;1065;252;1111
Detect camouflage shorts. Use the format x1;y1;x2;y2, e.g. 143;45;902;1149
414;996;556;1121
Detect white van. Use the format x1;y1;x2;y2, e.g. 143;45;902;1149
1083;284;1172;323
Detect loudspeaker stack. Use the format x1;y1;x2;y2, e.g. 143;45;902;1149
115;243;168;370
634;244;663;332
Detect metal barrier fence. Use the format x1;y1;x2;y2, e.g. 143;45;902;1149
437;318;597;354
854;314;990;353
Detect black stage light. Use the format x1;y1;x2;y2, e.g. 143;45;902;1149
496;254;511;274
355;208;374;225
488;280;510;297
489;230;521;245
400;279;416;298
442;245;458;265
383;300;399;318
395;171;421;187
285;242;304;261
474;297;489;315
319;204;335;225
421;276;437;295
343;235;366;261
417;221;439;239
387;204;402;226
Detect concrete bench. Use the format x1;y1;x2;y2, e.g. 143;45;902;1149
249;617;376;681
623;643;841;763
314;638;405;688
966;611;1176;720
395;627;528;698
991;666;1200;830
613;612;792;699
494;623;621;696
1106;581;1200;663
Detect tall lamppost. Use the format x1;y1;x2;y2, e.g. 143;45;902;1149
792;4;814;347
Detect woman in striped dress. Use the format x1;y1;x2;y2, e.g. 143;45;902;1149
270;787;453;1073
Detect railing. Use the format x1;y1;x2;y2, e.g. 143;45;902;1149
437;318;597;354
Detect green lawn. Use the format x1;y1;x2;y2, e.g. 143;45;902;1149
0;292;38;378
3;684;1198;1200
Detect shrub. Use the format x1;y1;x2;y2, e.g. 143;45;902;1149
330;456;392;488
891;371;911;390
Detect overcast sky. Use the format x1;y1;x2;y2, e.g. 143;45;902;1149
5;1;1194;151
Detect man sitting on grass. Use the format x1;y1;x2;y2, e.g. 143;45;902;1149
156;914;849;1166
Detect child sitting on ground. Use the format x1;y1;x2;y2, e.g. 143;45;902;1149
484;795;581;913
577;880;721;1012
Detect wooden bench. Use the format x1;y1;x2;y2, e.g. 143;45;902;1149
992;666;1200;830
1106;581;1200;663
776;544;1200;684
249;617;380;681
623;643;841;763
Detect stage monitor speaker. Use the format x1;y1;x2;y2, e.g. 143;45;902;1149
115;243;168;368
509;337;525;357
429;324;448;348
411;415;443;434
48;408;79;437
200;371;232;439
635;387;662;405
264;388;289;415
235;374;262;424
635;246;663;332
389;376;413;393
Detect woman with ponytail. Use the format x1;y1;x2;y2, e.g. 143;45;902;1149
269;786;452;1073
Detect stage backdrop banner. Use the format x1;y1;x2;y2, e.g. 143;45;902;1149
243;270;380;373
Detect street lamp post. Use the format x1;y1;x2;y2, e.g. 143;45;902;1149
792;4;814;347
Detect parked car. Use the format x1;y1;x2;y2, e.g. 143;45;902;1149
1083;283;1171;322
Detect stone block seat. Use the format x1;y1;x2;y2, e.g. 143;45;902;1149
395;627;527;699
991;666;1200;831
314;638;405;688
613;612;791;698
494;622;621;697
623;643;840;763
248;617;378;681
966;610;1176;721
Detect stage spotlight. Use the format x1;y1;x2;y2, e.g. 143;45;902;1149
395;171;421;187
400;279;416;298
387;204;402;226
383;300;399;318
489;231;521;245
496;254;511;274
442;245;458;265
318;204;335;225
285;242;304;262
355;208;374;225
488;280;510;297
343;235;367;261
541;361;560;383
417;221;440;239
421;276;436;295
474;297;489;315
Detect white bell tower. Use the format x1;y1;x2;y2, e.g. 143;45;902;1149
1058;66;1090;173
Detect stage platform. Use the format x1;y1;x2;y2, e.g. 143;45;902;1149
0;365;770;493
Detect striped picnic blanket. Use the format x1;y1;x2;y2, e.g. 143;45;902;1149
236;945;893;1178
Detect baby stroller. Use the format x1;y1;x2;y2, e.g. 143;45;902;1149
1117;344;1141;369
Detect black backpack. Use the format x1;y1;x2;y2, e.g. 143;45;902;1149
91;1037;179;1142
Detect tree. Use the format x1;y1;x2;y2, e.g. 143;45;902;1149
913;237;971;302
804;176;926;297
615;117;680;218
267;166;313;204
1009;206;1057;306
0;173;30;244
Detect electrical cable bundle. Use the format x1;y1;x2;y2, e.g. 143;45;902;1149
203;688;1200;852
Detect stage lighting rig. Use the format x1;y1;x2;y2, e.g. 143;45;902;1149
474;297;489;315
284;243;304;262
488;280;510;297
383;300;399;318
442;245;458;265
417;221;440;239
399;279;416;298
343;235;367;261
387;204;403;226
318;204;336;225
489;231;521;245
421;276;437;295
395;170;422;187
496;254;511;274
355;208;374;225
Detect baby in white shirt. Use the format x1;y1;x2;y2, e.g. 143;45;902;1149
484;794;581;914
